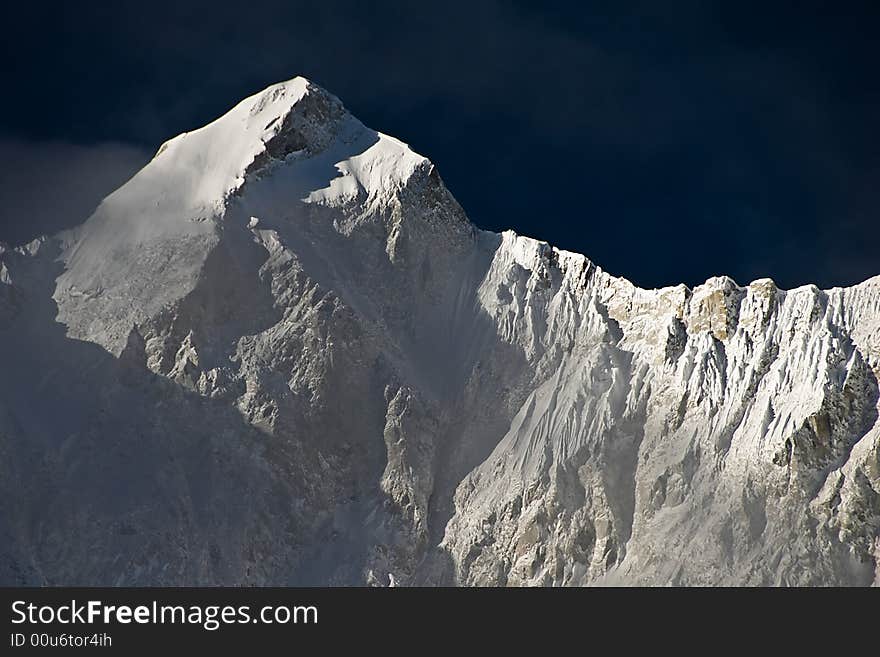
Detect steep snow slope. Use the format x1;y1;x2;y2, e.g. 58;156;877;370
1;77;878;585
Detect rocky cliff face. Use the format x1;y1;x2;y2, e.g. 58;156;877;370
1;78;878;585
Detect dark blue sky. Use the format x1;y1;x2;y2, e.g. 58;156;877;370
1;1;877;288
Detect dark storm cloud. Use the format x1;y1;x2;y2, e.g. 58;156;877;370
0;139;149;246
1;1;876;288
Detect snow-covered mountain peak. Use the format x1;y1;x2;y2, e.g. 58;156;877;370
116;75;427;214
145;76;348;202
1;78;878;587
53;77;437;352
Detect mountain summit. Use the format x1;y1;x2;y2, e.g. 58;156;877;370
1;78;878;586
